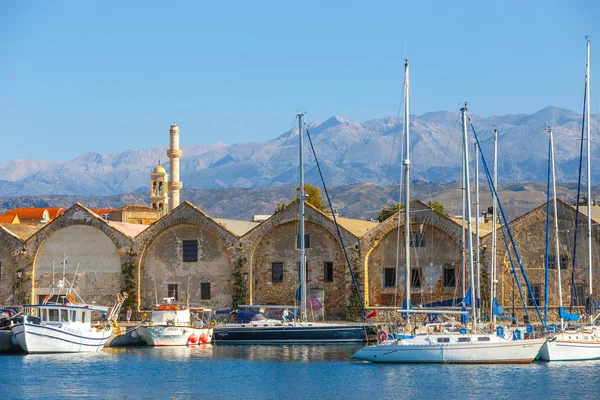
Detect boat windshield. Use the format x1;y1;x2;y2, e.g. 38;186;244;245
251;313;268;321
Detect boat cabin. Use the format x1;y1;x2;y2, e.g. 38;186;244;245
26;304;108;327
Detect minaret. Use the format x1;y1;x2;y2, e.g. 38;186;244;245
167;124;182;211
150;162;168;216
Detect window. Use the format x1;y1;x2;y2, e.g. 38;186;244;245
477;336;491;342
573;285;585;306
458;337;471;343
272;263;284;283
324;262;334;283
182;240;198;262
49;309;59;322
297;261;309;280
384;268;396;288
82;311;86;324
443;265;456;288
61;309;69;322
297;234;311;249
527;285;541;306
437;337;450;343
200;283;211;300
70;310;76;321
411;268;421;288
548;256;569;270
408;232;425;247
168;284;179;300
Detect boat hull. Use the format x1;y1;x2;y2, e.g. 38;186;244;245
136;326;213;346
351;339;546;363
539;338;600;361
213;324;368;343
11;322;111;354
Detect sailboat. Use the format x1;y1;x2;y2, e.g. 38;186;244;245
351;61;545;363
213;113;370;343
539;38;600;361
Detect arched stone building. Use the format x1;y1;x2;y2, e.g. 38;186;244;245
240;200;367;319
360;200;470;308
23;204;134;307
0;225;36;305
481;199;600;323
134;202;239;311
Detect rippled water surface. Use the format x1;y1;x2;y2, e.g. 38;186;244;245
2;345;600;399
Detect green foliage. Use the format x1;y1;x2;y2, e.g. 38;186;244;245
232;257;247;308
346;288;363;322
274;202;287;213
277;184;328;213
427;200;447;216
121;250;137;313
377;203;404;222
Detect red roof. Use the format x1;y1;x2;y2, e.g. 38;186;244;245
0;215;18;224
91;208;113;216
5;207;64;220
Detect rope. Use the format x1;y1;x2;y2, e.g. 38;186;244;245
305;127;367;319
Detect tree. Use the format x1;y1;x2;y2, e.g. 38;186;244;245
377;203;405;222
273;184;328;214
427;200;447;216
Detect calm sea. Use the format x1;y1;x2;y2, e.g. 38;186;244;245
1;344;599;399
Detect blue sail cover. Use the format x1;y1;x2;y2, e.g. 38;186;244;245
492;297;504;315
559;306;580;322
401;299;413;318
460;305;469;324
462;287;472;307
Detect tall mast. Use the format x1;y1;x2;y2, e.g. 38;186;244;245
585;37;593;324
461;146;466;298
461;104;477;325
547;126;563;329
403;59;411;320
298;112;307;323
491;128;498;325
475;142;481;322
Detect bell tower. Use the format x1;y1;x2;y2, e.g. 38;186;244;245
150;162;168;216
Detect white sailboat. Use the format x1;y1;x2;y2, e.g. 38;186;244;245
351;62;545;363
539;38;600;361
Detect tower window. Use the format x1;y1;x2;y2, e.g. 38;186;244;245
527;285;541;306
443;265;456;288
182;240;198;262
548;256;568;270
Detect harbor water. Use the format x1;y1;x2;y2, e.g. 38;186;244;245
1;344;600;399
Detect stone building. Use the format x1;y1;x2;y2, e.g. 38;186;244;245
0;224;37;305
360;200;472;309
481;199;600;323
109;205;162;225
239;200;375;319
150;163;168;216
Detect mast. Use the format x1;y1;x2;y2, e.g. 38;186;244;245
461;104;477;325
491;128;498;325
547;126;564;329
461;152;466;298
298;112;307;323
585;37;593;324
403;59;411;320
475;142;481;322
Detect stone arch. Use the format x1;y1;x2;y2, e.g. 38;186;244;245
0;226;30;306
134;202;239;310
24;203;133;305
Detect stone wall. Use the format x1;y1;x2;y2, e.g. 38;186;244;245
0;228;24;306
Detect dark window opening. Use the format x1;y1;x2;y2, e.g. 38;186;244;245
437;337;450;343
182;240;198;262
527;285;541;307
384;268;396;288
407;232;425;247
324;262;334;283
297;234;311;249
477;336;491;342
411;268;421;288
443;265;456;288
200;283;211;300
168;284;179;300
272;263;284;283
548;256;569;270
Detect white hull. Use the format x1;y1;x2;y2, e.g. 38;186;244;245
352;336;546;364
539;334;600;361
136;326;213;346
11;322;111;354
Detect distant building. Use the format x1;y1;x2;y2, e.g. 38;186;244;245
0;215;19;224
108;205;162;225
4;208;64;226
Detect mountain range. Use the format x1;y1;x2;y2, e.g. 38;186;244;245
0;107;598;197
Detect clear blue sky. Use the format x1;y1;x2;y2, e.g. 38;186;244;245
0;0;598;162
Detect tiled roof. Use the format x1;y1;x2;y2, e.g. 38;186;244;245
328;216;379;237
0;215;19;224
213;218;260;237
91;208;113;216
106;221;151;238
6;209;47;219
0;223;40;240
113;205;156;212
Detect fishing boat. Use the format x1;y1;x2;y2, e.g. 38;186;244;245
11;292;126;354
351;61;546;363
135;298;213;346
539;38;600;361
213;113;371;343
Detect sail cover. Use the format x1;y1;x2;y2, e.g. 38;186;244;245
559;306;580;322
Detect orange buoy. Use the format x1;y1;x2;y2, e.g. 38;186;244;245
199;333;209;344
188;334;198;344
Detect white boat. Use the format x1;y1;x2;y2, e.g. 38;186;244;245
135;299;213;346
538;39;600;361
11;293;126;354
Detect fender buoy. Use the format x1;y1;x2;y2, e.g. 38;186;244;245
377;330;388;343
209;320;217;328
67;294;76;304
188;333;198;344
199;333;209;344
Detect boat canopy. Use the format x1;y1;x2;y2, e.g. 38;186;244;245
559;306;580;322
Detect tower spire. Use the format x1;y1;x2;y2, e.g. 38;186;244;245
167;124;183;211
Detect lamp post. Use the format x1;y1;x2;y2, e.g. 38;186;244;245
243;272;249;305
16;269;24;306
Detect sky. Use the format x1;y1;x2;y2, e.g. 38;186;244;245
0;0;598;162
